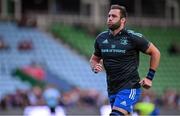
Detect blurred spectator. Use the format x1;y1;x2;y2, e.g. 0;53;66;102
61;87;103;108
176;92;180;110
13;89;30;108
27;86;43;106
168;42;180;55
134;102;160;115
61;86;81;107
0;94;12;110
0;89;30;110
0;96;6;110
140;90;156;103
162;88;177;109
79;88;102;107
17;39;33;51
134;89;160;115
43;84;61;115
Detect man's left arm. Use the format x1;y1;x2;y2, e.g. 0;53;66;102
140;43;161;89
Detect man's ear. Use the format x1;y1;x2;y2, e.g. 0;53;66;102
121;17;126;23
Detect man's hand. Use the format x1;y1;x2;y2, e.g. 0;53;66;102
90;55;103;73
92;63;103;73
139;78;152;89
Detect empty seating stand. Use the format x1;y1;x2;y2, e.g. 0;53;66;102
0;22;107;97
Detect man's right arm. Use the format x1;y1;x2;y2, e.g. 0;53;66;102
90;54;103;73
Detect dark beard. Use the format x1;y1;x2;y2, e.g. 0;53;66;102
108;22;120;31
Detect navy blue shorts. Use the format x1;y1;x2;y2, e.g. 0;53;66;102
109;88;141;113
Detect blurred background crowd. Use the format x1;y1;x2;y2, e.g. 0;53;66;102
0;0;180;115
0;85;180;115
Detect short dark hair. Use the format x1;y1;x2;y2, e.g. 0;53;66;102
110;5;127;18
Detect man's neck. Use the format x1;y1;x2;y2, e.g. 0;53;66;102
112;26;124;36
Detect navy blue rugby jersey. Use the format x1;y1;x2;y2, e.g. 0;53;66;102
94;29;150;95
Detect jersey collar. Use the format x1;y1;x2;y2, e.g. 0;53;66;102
108;28;127;36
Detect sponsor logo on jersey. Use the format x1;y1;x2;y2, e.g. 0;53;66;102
101;49;126;53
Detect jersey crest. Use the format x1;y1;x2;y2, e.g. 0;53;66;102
120;38;128;45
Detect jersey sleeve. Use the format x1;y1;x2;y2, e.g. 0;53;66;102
93;37;102;57
134;35;150;53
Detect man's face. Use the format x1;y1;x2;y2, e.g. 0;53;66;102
107;9;121;31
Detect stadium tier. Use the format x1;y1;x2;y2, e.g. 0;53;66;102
0;22;107;98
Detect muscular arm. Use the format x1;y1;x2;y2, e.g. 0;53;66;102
145;43;161;71
140;43;160;89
